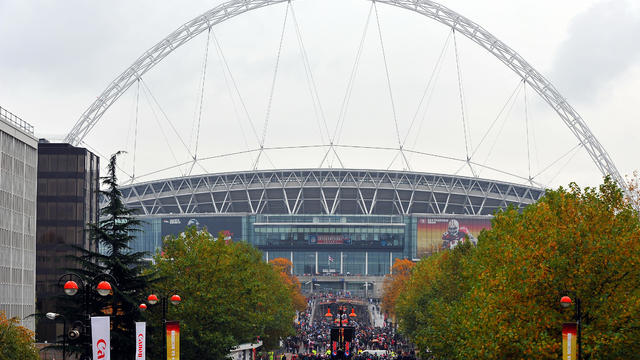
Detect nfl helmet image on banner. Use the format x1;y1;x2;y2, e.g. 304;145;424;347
136;322;146;359
91;316;110;360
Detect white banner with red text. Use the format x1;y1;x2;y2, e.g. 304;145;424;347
91;316;110;360
136;321;146;359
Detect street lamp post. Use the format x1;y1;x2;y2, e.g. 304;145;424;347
143;291;181;357
325;304;356;359
45;312;67;360
561;295;582;360
58;272;118;360
363;283;371;298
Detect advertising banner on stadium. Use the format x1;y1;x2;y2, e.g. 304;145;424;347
562;322;577;360
417;217;492;257
161;216;242;240
166;321;180;360
91;316;110;360
309;234;352;245
135;322;146;360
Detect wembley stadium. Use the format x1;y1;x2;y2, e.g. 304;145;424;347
74;0;626;297
117;168;543;296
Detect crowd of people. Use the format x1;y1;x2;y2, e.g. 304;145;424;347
279;294;416;360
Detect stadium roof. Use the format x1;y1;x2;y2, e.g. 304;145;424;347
117;169;545;216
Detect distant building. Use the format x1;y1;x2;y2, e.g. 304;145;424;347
0;106;38;331
35;141;100;342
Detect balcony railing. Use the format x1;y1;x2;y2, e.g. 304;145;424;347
0;106;34;134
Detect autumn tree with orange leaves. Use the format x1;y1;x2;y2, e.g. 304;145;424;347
269;257;307;311
0;312;38;360
381;259;415;320
396;177;640;359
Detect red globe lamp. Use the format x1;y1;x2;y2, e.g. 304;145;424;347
139;303;147;311
64;280;79;296
96;281;112;296
325;308;332;317
560;296;572;308
170;294;181;306
147;294;159;305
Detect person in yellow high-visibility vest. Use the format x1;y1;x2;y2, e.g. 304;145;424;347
326;349;331;356
311;349;317;356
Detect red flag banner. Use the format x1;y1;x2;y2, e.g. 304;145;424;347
166;321;180;360
562;322;577;360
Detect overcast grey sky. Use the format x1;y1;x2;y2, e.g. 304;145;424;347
0;0;638;189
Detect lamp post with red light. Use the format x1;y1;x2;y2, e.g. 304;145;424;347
57;272;118;360
140;291;181;356
325;304;356;360
560;295;582;360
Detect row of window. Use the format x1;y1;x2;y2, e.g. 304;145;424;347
255;233;403;248
0;268;34;285
0;208;35;235
265;251;403;276
254;226;405;234
0;231;36;251
0;303;34;318
1;157;34;179
39;154;80;172
255;215;405;224
0;175;37;200
0;248;35;269
1;132;37;160
1;149;36;175
37;201;86;221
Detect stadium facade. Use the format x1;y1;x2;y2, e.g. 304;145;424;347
124;169;544;297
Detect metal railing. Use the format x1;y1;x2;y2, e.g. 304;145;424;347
0;106;34;134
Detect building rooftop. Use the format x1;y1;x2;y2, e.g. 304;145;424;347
0;105;34;135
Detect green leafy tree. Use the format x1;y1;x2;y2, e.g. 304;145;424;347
0;312;39;360
396;242;475;359
397;178;640;359
147;227;295;360
62;152;153;360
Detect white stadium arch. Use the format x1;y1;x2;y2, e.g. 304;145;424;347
65;0;626;192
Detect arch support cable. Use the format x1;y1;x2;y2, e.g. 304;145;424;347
322;1;376;168
189;27;213;175
253;1;291;170
373;1;411;171
132;78;141;181
65;0;626;196
452;29;475;177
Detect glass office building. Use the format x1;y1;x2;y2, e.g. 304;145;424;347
35;141;100;342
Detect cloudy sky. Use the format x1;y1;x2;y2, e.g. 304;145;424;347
0;0;638;189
